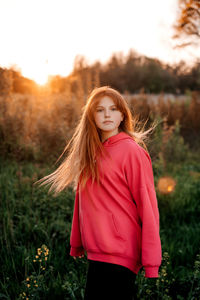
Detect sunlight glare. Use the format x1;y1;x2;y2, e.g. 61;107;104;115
157;176;176;195
34;73;49;86
22;63;49;86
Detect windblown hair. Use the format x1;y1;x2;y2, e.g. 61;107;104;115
34;86;159;196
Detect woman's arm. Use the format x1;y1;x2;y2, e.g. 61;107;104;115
124;143;162;278
69;183;85;257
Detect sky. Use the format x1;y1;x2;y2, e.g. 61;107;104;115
0;0;199;85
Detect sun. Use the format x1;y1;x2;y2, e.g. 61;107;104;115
28;69;49;86
21;61;50;86
33;73;49;86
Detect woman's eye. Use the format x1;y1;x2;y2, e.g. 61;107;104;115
96;108;117;112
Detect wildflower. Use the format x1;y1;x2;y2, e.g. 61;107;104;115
26;278;29;281
163;252;169;258
194;260;200;268
27;284;30;288
161;269;167;276
156;279;159;286
146;289;151;294
35;255;39;259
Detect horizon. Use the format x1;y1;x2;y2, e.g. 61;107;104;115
0;0;199;85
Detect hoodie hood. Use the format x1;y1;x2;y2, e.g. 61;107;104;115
102;131;134;146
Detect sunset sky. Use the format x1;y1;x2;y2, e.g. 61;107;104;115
0;0;199;85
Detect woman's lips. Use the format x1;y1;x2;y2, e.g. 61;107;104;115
103;121;113;124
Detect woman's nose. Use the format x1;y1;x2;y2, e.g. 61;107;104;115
104;109;111;117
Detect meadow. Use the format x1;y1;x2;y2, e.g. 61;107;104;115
0;89;200;299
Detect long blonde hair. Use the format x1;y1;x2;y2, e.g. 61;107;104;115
34;86;159;196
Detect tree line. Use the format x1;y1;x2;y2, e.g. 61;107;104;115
0;49;200;96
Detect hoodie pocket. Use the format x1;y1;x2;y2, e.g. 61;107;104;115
81;209;126;255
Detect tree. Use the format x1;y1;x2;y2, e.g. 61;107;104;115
73;55;89;72
173;0;200;48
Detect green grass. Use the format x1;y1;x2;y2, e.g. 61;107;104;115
0;151;200;299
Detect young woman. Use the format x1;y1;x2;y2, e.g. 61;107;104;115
35;86;162;300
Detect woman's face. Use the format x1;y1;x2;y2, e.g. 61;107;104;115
94;96;124;137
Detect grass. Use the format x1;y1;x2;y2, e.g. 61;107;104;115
0;146;200;299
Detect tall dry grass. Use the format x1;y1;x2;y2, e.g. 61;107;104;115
0;72;200;164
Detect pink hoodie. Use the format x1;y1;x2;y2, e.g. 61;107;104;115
69;131;162;278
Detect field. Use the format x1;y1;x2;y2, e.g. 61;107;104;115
0;90;200;299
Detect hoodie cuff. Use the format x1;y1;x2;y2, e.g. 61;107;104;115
70;246;85;257
144;266;159;278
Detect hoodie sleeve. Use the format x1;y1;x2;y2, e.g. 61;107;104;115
69;183;85;257
124;143;162;278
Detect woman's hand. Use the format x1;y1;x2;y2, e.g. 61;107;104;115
73;254;84;260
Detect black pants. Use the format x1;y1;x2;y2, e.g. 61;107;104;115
84;259;137;300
